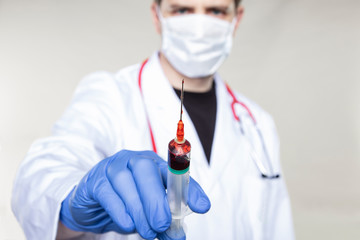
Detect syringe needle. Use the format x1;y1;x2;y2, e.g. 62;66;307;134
180;79;184;121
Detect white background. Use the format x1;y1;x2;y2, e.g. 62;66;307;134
0;0;359;239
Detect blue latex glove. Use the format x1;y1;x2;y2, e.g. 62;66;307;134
60;150;211;239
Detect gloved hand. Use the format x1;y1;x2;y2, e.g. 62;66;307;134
60;150;211;239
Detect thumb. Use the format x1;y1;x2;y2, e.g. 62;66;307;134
187;178;211;214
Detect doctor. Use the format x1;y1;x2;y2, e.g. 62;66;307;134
12;0;295;239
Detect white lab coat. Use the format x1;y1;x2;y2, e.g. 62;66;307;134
12;52;295;240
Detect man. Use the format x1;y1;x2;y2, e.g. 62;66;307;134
12;0;295;239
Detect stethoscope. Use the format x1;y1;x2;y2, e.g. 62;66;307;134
138;59;280;179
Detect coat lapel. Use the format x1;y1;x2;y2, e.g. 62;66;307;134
206;74;248;193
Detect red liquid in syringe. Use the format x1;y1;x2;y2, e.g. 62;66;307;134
168;138;191;171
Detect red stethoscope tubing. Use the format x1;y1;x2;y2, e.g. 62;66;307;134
138;59;158;153
138;58;257;154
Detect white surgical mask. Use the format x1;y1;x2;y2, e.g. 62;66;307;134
159;11;236;78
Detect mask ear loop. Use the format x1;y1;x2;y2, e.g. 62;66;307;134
156;5;165;23
229;16;237;35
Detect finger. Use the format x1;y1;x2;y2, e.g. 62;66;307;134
69;184;108;227
94;179;135;233
187;178;211;214
139;151;168;186
103;221;135;234
107;166;156;239
128;154;171;233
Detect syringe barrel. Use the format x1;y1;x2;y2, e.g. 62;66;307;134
166;139;191;239
167;170;190;219
166;170;189;239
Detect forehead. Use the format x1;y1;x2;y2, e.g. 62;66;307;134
163;0;234;7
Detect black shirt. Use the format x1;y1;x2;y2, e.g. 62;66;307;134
174;81;217;164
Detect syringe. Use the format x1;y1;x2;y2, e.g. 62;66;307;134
165;80;191;239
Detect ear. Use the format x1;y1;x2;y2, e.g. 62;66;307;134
233;6;244;36
151;2;161;34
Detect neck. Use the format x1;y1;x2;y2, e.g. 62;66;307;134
159;52;214;93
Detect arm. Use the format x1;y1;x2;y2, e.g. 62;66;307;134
11;72;124;239
56;222;83;240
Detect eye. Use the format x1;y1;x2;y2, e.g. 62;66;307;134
207;8;227;17
173;8;191;15
212;9;222;15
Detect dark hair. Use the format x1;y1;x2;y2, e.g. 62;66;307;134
155;0;242;8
